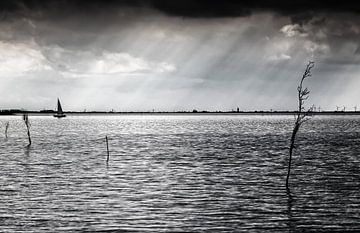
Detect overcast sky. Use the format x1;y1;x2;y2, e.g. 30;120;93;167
1;0;360;111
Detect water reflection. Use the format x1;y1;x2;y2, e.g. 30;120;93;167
286;188;296;233
24;145;31;156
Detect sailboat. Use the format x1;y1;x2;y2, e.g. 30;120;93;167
53;98;66;118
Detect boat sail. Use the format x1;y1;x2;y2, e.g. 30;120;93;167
54;98;66;118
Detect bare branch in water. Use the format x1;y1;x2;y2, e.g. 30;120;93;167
286;61;315;189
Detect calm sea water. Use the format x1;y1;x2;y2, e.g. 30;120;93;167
0;114;359;232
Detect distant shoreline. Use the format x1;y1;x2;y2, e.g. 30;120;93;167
1;110;360;116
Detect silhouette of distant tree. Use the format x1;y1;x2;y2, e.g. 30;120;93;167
286;61;315;189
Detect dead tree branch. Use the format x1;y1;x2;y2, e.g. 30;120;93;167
286;61;315;189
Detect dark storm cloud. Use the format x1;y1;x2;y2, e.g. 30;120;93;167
151;0;360;23
1;0;360;20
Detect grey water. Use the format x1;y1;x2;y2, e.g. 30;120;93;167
0;114;359;232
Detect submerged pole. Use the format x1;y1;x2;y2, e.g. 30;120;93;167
106;136;110;163
23;114;31;146
5;122;9;138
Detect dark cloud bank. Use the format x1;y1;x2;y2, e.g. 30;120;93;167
2;0;360;18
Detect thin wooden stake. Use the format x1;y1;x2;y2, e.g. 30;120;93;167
23;114;31;146
106;136;110;163
5;122;9;138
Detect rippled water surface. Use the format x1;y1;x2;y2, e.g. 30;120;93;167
0;114;359;232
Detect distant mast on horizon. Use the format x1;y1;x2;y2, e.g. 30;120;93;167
53;98;66;118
